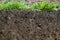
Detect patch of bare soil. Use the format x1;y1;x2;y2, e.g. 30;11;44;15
0;9;60;40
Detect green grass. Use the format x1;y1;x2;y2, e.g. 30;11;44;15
0;1;27;10
0;1;60;11
29;1;60;11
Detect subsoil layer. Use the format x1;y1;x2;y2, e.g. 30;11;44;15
0;9;60;40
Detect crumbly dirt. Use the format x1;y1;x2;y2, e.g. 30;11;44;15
0;9;60;40
0;0;60;4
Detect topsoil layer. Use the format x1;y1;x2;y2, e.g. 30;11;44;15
0;9;60;40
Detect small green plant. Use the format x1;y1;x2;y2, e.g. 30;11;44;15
0;0;60;11
0;1;27;10
29;1;60;11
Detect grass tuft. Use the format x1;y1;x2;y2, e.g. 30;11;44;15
0;1;27;10
29;1;60;11
0;1;60;11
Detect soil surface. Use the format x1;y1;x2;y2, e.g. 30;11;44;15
0;0;60;4
0;9;60;40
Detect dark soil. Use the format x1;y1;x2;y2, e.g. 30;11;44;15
0;9;60;40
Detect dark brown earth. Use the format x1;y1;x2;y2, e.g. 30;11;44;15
0;9;60;40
